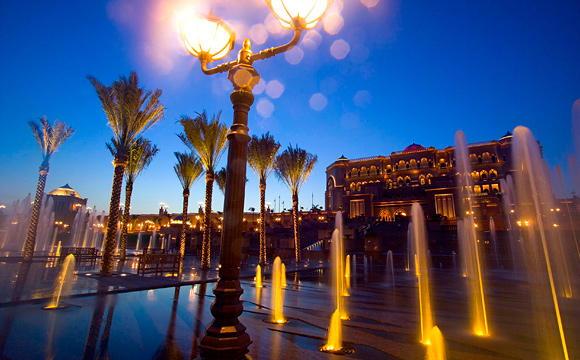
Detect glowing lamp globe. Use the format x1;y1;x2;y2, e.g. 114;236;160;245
181;11;235;62
266;0;331;30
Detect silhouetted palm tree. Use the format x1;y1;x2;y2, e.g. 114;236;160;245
24;116;75;260
88;71;164;275
248;133;280;265
275;145;317;263
119;138;159;260
178;111;228;269
174;152;204;259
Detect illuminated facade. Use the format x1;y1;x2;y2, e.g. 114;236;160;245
325;132;516;229
47;184;88;226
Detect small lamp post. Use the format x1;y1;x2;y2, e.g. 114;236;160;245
181;1;330;358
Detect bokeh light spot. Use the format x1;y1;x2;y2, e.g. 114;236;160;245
330;39;350;60
266;80;285;99
340;112;360;130
253;78;267;95
321;77;339;95
256;98;275;117
249;24;268;45
285;47;304;65
354;90;372;108
309;93;328;111
265;14;283;34
302;31;322;50
323;13;344;35
361;0;380;8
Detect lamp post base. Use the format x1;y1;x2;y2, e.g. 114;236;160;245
199;279;252;359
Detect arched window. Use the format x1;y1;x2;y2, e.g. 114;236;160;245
387;168;392;175
420;176;426;185
387;180;393;189
478;157;483;164
480;171;488;181
398;178;404;187
395;165;399;171
405;177;411;186
490;170;497;180
406;163;410;170
472;171;480;181
427;174;433;185
491;155;497;163
428;160;434;168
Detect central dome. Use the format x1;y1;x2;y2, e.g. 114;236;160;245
403;143;426;152
48;184;81;198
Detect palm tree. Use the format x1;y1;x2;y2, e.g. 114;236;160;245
275;145;317;263
119;138;159;261
215;167;227;195
248;133;281;265
173;152;204;259
24;116;75;260
88;71;164;275
178;111;228;270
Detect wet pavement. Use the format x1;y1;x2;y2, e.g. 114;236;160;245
0;256;579;359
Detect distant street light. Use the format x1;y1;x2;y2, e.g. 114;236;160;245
180;1;330;358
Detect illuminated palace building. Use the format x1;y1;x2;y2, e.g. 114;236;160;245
325;132;516;229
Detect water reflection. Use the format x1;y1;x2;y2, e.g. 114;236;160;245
153;287;185;360
190;282;207;359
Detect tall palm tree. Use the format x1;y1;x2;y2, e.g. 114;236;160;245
248;133;280;265
88;71;164;275
174;152;204;259
24;116;75;260
275;145;317;263
119;138;159;261
178;111;228;269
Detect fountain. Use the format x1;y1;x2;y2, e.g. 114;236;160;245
500;175;522;271
320;212;354;355
255;264;263;288
411;203;435;345
345;254;351;292
425;326;446;360
266;257;286;324
281;262;287;287
489;218;500;270
554;162;580;260
512;126;571;359
386;250;395;287
363;255;368;277
407;223;415;272
455;130;490;337
55;241;61;257
43;254;75;309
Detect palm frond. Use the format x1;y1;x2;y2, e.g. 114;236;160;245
125;138;160;183
88;71;164;161
178;111;229;174
215;167;227;194
29;116;75;163
275;144;318;194
248;132;281;182
174;152;204;190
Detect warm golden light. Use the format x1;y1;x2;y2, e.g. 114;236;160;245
266;0;331;30
181;11;235;62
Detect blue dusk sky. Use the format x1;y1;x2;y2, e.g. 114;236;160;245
1;0;579;215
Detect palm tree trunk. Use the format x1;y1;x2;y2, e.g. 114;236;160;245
23;165;49;260
119;180;133;261
201;174;214;269
180;189;189;259
292;192;300;263
259;180;267;265
101;161;126;276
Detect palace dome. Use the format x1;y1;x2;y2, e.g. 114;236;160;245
48;184;81;198
403;143;426;152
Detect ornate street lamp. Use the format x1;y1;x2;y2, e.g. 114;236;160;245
181;1;330;359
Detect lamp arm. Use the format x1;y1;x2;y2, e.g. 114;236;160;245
200;59;237;75
250;28;303;62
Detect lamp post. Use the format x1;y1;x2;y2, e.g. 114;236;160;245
181;1;330;358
